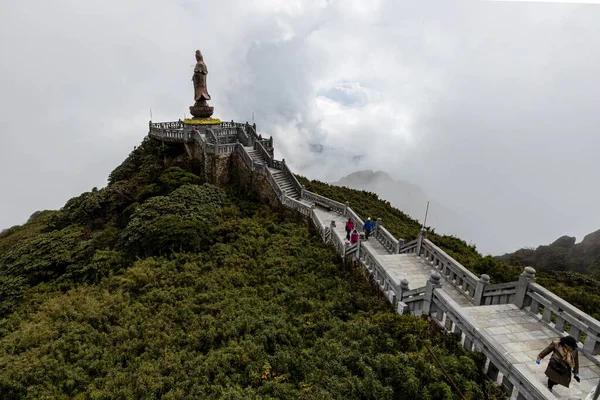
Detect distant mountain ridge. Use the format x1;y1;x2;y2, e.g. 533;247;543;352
330;170;480;249
497;229;600;278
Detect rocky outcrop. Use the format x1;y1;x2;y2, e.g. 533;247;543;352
497;229;600;273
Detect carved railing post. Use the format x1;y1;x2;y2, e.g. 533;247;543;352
423;272;442;315
396;238;405;254
514;266;536;309
416;227;426;256
375;218;381;236
474;274;490;306
400;279;409;299
329;221;336;244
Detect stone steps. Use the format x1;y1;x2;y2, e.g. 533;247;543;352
272;172;300;200
246;149;267;165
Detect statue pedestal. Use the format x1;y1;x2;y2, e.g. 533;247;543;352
189;104;214;119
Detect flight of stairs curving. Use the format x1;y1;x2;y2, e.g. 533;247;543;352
244;146;301;200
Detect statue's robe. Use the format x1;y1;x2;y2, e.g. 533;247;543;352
193;61;211;102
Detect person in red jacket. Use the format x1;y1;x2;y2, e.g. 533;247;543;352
345;218;354;240
350;229;359;244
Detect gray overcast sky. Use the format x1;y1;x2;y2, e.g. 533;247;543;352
1;0;598;255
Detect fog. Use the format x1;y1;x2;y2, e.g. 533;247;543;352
1;0;599;255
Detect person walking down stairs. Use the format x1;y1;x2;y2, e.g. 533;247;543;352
536;335;580;394
363;217;374;241
350;229;359;244
345;218;354;240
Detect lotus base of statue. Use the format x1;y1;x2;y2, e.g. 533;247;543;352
189;103;214;119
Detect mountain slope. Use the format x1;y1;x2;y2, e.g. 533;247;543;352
498;229;600;280
0;137;504;399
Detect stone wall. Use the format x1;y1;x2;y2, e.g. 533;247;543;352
230;152;280;209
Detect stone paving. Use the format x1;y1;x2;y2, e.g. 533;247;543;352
463;304;600;400
312;206;600;400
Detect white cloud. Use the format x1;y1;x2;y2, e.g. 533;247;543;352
1;0;599;255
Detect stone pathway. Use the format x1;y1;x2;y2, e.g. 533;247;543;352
312;206;600;400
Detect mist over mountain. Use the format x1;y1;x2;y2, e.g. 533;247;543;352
331;170;486;253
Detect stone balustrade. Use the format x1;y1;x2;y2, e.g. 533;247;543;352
236;127;251;147
374;223;398;253
282;160;303;195
150;120;183;129
148;127;192;143
265;167;283;199
301;191;345;215
237;143;254;169
281;196;311;216
399;238;418;254
524;281;600;359
401;286;427;315
253;140;273;168
421;239;479;302
481;281;518;305
359;243;402;306
431;288;548;400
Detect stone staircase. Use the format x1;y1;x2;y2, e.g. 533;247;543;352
271;169;301;200
245;147;267;166
244;146;301;201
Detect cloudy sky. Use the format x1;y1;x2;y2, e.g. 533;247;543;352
1;0;599;255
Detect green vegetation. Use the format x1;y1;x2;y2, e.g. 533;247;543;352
0;138;506;399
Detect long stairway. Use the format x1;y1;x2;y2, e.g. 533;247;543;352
244;146;301;200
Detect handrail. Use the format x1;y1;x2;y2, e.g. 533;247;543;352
422;239;478;299
236;127;251;147
375;225;398;253
399;239;418;254
330;224;346;257
302;190;345;215
150;120;183;129
526;282;600;358
254;140;273;168
359;243;401;297
148;127;193;143
282;161;303;195
281;196;311;216
236;143;254;169
484;282;518;291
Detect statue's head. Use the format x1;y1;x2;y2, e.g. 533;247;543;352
195;50;203;61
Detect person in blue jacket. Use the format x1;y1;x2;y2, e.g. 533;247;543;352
363;217;374;240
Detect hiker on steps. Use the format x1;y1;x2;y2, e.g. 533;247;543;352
363;217;374;241
345;218;354;240
350;229;359;244
536;335;580;394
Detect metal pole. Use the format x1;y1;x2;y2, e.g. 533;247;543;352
422;201;430;230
